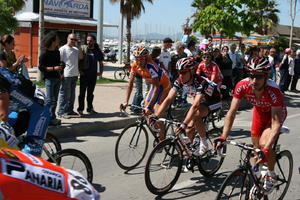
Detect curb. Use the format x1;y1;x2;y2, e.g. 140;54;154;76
49;116;139;138
49;100;252;139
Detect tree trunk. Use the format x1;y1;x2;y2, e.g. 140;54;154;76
219;33;223;49
37;0;44;81
126;13;132;63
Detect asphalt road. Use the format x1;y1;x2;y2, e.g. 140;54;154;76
58;92;300;200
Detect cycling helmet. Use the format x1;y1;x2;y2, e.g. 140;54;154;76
246;57;271;73
176;57;196;72
133;46;149;58
285;48;292;54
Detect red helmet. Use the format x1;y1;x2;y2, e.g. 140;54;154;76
176;57;196;72
246;57;271;73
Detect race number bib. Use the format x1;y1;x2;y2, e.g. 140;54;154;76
205;84;214;96
67;169;100;200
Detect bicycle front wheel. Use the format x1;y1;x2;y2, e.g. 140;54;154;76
268;150;293;200
115;123;149;170
41;132;62;162
54;149;93;183
114;68;126;80
198;128;226;177
216;168;252;200
144;139;183;195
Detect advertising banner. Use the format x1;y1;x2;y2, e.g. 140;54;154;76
44;0;91;18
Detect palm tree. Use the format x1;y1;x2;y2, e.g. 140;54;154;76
110;0;153;62
253;0;279;35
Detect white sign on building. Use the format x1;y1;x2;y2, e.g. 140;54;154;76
44;0;91;18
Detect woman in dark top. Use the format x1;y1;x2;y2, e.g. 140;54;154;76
0;35;28;72
215;46;233;99
39;31;63;126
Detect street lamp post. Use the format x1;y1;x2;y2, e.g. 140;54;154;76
37;0;44;81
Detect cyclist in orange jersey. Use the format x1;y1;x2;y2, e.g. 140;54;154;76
120;46;171;141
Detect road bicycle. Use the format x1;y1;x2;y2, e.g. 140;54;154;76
114;62;131;80
144;117;226;195
215;126;293;200
10;111;94;183
115;104;176;171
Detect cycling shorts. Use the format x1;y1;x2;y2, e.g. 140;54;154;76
251;106;287;137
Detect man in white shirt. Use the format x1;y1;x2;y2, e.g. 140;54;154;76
228;43;238;85
159;37;173;77
58;33;83;118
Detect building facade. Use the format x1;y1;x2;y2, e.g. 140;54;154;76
14;0;117;67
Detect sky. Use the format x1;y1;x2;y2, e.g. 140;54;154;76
93;0;300;38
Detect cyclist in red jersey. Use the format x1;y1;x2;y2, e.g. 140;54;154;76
215;57;287;194
196;50;223;87
120;46;171;141
0;147;99;200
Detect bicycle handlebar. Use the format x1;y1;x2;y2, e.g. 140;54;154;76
221;140;264;160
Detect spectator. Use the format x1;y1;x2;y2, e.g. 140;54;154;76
285;49;296;91
150;46;161;65
170;41;188;107
58;33;83;118
184;39;197;57
39;31;63;126
279;48;292;93
215;46;233;99
77;35;104;115
181;25;192;46
0;35;28;72
291;49;300;91
268;48;280;82
170;42;187;83
228;44;239;85
159;37;173;77
207;36;214;50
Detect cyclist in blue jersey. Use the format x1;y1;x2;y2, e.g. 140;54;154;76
0;66;50;156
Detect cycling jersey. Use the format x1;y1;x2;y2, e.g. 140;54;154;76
196;61;223;87
0;148;100;200
0;67;50;156
131;59;170;88
173;75;221;110
234;78;287;137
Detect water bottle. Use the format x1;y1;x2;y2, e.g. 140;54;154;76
192;136;200;149
252;165;262;178
180;133;191;145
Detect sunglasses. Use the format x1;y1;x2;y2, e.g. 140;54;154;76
202;56;211;59
249;73;265;80
70;38;77;41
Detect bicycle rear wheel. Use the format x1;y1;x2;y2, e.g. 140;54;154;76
198;128;226;177
114;68;126;80
216;168;253;200
115;123;149;170
267;150;293;200
54;149;93;183
144;139;183;195
41;132;62;162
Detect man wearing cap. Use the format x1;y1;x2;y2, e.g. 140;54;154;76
159;37;173;78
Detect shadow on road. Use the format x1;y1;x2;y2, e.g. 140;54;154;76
154;171;232;200
92;183;106;193
58;130;119;143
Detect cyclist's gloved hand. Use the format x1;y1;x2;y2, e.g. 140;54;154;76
144;106;154;116
176;123;187;136
213;136;226;150
257;148;269;163
148;114;158;127
120;102;128;111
